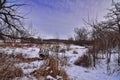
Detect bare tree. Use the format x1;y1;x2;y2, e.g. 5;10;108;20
68;37;74;41
74;27;89;41
105;0;120;33
105;1;120;65
0;0;25;40
84;1;120;68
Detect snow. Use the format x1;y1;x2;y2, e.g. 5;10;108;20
70;45;85;49
0;44;120;80
66;65;110;80
46;75;62;80
47;75;57;80
14;75;37;80
66;46;88;64
0;47;40;58
15;60;44;74
64;45;120;80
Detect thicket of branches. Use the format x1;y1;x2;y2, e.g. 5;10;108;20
89;1;120;67
74;1;120;70
0;0;31;41
74;27;89;41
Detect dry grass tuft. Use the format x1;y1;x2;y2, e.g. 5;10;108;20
0;53;23;80
16;53;24;60
74;54;90;67
0;53;8;63
0;63;23;80
73;50;78;54
30;57;69;80
60;49;66;53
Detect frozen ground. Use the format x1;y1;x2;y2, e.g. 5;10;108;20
0;44;120;80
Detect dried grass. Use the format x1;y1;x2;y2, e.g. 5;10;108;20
74;54;90;67
0;52;23;80
73;50;78;54
60;49;66;53
30;57;69;80
0;63;23;80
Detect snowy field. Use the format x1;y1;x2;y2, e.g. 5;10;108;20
0;44;120;80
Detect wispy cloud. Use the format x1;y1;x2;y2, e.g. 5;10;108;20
19;0;117;39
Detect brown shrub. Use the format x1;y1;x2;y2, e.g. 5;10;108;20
74;54;90;67
0;53;23;79
0;63;23;80
16;53;24;60
0;53;8;63
22;57;41;62
30;57;69;80
60;49;66;53
73;50;78;54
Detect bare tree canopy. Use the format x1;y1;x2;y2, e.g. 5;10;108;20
83;0;120;67
74;27;89;41
105;1;120;33
0;0;25;40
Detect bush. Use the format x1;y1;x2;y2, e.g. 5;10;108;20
74;54;90;67
30;57;69;80
0;64;23;80
0;53;23;80
73;50;78;54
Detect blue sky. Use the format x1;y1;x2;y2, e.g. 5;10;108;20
16;0;119;39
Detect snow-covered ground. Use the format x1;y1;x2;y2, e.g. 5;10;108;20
64;45;120;80
15;60;44;74
0;47;40;58
0;44;120;80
